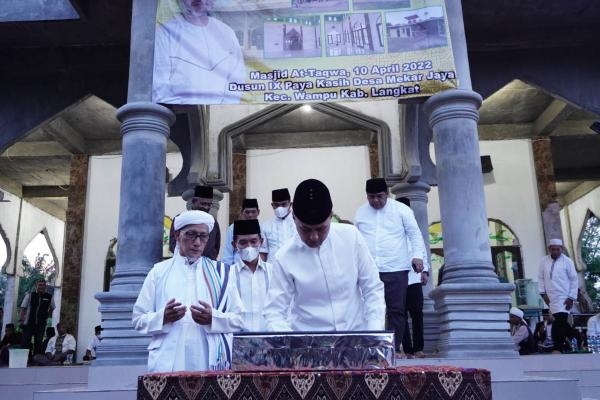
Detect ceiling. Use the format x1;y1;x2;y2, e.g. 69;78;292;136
1;0;599;220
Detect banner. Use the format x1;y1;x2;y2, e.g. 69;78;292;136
153;0;457;105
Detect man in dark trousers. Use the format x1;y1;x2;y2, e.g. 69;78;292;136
19;278;55;355
397;197;429;358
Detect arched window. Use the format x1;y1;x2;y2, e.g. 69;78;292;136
580;211;600;311
428;219;523;288
17;230;58;311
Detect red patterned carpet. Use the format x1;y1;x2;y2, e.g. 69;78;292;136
138;366;491;399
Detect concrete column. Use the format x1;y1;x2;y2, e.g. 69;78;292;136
60;154;89;338
229;151;247;224
368;142;379;177
532;137;563;244
94;102;175;367
391;181;439;353
424;89;517;358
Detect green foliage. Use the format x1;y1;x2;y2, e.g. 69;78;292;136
581;213;600;308
0;273;7;308
16;253;56;312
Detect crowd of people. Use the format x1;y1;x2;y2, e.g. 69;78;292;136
0;278;101;367
509;238;599;355
3;179;598;371
132;178;429;372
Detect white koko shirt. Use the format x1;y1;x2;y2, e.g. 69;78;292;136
538;253;578;314
355;199;426;273
153;14;245;105
263;223;385;332
262;211;296;262
234;258;272;332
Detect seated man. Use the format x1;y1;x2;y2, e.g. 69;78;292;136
83;325;103;361
534;309;554;352
509;307;535;355
0;323;24;366
33;323;76;366
588;311;600;336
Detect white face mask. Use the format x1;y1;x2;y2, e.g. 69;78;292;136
238;246;260;262
274;206;290;219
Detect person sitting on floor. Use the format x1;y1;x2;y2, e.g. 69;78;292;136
83;325;103;361
509;307;535;355
0;323;24;366
40;326;55;357
33;322;76;366
534;309;554;352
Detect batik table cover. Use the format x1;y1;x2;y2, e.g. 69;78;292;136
138;365;492;400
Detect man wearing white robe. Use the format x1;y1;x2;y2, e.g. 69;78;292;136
153;0;246;105
264;179;385;332
538;238;578;353
133;210;244;373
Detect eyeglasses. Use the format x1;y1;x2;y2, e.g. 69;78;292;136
183;231;210;242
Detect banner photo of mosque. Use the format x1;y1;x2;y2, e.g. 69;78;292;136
152;0;457;105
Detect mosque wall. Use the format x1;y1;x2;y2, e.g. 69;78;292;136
207;100;403;188
246;146;372;223
0;189;65;326
427;139;546;280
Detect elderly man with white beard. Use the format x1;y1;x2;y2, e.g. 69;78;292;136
133;210;244;372
152;0;246;104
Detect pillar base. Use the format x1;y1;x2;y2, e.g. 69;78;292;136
430;282;518;358
422;299;439;354
93;291;150;366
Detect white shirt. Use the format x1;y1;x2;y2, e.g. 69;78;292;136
153;14;245;104
221;223;269;265
408;244;430;285
511;321;529;347
234;258;272;332
264;223;385;332
408;265;430;286
355;199;426;273
537;253;578;314
132;254;244;372
588;314;600;336
45;334;76;355
263;212;296;262
86;335;101;358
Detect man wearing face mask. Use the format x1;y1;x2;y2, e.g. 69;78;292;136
232;219;272;332
262;188;296;262
264;179;385;332
169;185;221;260
221;198;268;265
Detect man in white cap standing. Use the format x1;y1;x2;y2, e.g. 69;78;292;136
133;210;244;372
264;179;385;332
509;307;535;355
538;238;578;353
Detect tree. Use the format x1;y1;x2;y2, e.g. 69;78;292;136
16;253;56;313
581;213;600;310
